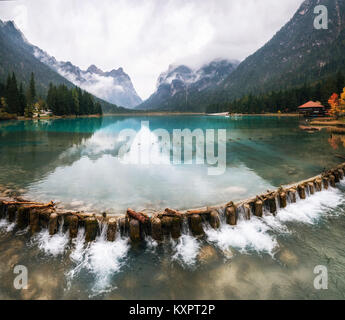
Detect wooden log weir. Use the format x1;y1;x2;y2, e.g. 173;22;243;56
1;162;345;243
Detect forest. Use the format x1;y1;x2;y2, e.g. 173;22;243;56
0;71;102;118
206;72;345;114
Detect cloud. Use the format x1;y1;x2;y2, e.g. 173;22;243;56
0;0;303;99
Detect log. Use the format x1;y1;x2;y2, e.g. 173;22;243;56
164;208;182;216
127;208;149;224
151;217;163;242
315;179;322;192
29;209;41;234
279;192;287;208
2;200;55;208
289;189;297;203
225;205;237;225
186;209;210;216
16;207;30;229
323;177;329;190
308;182;315;195
118;217;128;236
107;218;117;242
48;213;59;236
68;215;79;239
129;219;141;242
161;216;173;237
171;216;182;239
7;205;17;223
254;200;263;218
0;201;5;219
243;204;251;220
329;175;336;188
85;217;99;242
297;185;306;199
268;196;277;215
333;170;340;183
39;209;52;228
209;210;221;228
189;214;204;237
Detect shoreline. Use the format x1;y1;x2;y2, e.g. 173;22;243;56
207;112;300;117
0;112;304;122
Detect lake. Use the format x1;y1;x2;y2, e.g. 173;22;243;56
0;115;343;213
1;115;345;299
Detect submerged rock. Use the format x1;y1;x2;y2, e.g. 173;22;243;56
278;249;298;267
197;245;218;264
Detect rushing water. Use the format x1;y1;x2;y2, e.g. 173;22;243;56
1;115;345;300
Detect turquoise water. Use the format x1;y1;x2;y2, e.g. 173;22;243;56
0;115;343;213
1;115;345;300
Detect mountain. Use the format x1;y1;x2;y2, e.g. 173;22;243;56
137;59;239;111
138;0;345;112
218;0;345;101
33;48;142;108
0;20;73;96
0;19;129;112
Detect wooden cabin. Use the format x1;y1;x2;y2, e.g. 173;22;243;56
297;101;329;117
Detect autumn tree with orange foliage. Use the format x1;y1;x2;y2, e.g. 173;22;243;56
328;90;345;119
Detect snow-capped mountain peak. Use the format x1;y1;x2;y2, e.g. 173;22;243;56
33;49;142;108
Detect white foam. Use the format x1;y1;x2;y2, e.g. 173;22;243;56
0;219;10;231
205;187;344;257
69;228;86;263
171;234;201;267
205;218;277;256
276;188;343;224
67;228;130;293
145;236;158;252
0;219;20;233
35;230;69;256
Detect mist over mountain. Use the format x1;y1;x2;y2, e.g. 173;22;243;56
0;19;141;109
137;0;345;112
33;48;142;108
0;20;73;95
0;19;126;113
218;0;345;101
137;59;239;111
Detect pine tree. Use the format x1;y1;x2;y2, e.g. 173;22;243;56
5;73;20;114
18;83;26;116
27;72;36;107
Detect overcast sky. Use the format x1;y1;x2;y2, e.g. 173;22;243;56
0;0;304;99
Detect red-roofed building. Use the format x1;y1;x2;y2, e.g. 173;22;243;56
297;101;330;117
